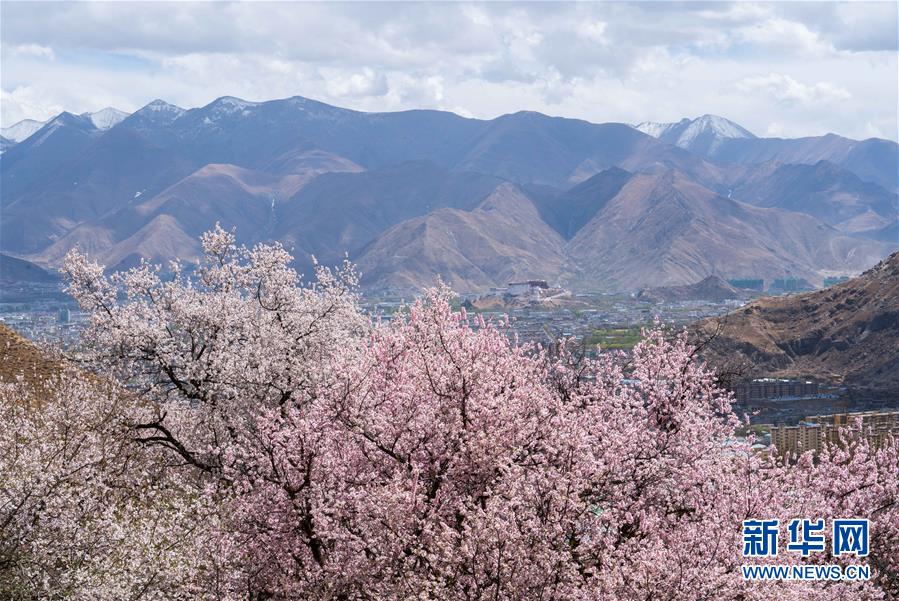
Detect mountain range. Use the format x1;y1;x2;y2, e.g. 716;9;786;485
1;96;896;292
1;108;129;144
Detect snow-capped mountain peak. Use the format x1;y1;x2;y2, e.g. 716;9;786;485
3;107;130;143
1;118;48;143
14;112;93;149
127;100;187;129
138;99;186;116
634;118;690;140
82;107;130;130
683;114;755;141
209;96;258;111
634;114;755;154
200;96;261;123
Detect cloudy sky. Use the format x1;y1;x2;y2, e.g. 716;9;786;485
2;1;897;140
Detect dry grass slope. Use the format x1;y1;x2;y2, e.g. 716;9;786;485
0;323;63;387
695;252;899;394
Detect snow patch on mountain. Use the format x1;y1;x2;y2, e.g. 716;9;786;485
634;118;689;140
681;115;755;143
201;96;261;124
126;100;187;129
634;115;755;152
211;96;259;112
83;107;130;130
3;108;129;143
139;99;186;116
1;119;47;143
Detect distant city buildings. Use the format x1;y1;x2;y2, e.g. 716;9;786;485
728;278;764;291
768;410;899;457
768;277;814;293
726;276;850;293
823;276;850;287
733;378;820;403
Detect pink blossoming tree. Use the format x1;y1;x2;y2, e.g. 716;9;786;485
0;371;225;600
5;226;894;599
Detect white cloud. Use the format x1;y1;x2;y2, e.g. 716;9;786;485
324;68;389;99
10;44;55;60
735;74;852;107
736;17;832;57
1;86;64;125
577;20;608;44
0;2;895;141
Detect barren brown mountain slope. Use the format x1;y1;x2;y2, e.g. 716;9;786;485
695;252;899;394
356;183;569;292
35;163;313;268
567;170;894;290
0;323;63;387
